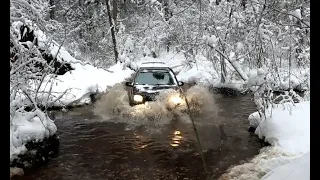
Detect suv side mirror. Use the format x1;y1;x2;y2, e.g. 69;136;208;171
178;81;184;86
125;82;133;87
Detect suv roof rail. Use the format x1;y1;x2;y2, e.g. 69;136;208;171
141;62;165;65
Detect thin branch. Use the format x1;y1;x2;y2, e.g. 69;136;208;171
212;46;247;81
48;88;72;107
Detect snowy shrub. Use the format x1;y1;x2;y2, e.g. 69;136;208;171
10;0;65;161
46;0;309;92
247;67;305;132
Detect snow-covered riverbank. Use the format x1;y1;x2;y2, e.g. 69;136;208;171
10;110;57;161
220;100;310;180
33;49;310;108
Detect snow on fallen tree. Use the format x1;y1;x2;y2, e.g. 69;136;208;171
10;0;63;164
228;51;248;81
11;17;135;109
203;35;248;82
10;29;58;161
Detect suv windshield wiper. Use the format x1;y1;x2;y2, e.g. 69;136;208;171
155;84;173;86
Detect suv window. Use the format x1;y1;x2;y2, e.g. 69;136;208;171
134;71;175;85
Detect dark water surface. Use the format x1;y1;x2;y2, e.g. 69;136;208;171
15;94;261;180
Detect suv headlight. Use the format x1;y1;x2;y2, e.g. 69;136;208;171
133;95;143;102
170;95;183;105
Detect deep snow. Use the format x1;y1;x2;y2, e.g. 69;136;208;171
30;40;309;107
262;152;310;180
10;110;57;161
220;101;310;180
41;62;134;106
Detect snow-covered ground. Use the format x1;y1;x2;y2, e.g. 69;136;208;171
262;151;310;180
40;61;134;106
220;101;310;180
19;28;308;108
24;26;308;107
10;109;57;162
14;50;308;110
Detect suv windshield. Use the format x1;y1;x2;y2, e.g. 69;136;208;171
134;71;175;85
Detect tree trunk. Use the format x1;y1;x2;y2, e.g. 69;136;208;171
163;0;171;52
164;0;170;21
106;0;118;63
220;55;226;83
49;0;55;19
112;0;118;32
123;0;127;13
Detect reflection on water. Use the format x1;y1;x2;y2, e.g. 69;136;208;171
14;94;262;180
170;130;183;147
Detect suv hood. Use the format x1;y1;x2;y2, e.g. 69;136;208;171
134;84;178;94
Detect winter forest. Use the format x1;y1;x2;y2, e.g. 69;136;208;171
10;0;310;179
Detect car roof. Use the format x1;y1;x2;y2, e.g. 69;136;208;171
140;62;166;67
140;62;165;65
138;66;172;72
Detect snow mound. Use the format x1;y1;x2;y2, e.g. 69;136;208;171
42;61;134;106
220;101;310;179
177;54;218;84
138;52;187;72
247;67;267;89
289;9;302;21
30;45;309;108
219;147;298;180
252;101;310;155
10;110;57;161
261;152;309;180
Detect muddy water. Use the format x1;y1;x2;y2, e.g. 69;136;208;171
16;94;261;180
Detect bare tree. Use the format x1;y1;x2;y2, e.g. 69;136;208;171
106;0;119;63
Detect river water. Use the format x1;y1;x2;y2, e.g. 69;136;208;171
15;93;262;180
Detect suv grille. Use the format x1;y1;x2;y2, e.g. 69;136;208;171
144;93;157;101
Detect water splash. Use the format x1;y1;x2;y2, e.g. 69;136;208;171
93;83;219;130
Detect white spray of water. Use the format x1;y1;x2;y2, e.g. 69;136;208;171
93;83;219;130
